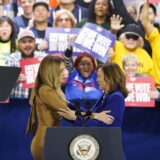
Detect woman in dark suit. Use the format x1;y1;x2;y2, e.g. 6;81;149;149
86;62;128;127
59;62;128;127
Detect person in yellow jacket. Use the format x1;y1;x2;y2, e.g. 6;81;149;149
141;3;160;90
110;22;154;77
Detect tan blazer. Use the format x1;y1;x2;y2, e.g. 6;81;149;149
27;85;68;160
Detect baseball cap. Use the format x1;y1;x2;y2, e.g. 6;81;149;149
33;1;49;11
17;29;35;41
119;23;144;47
121;23;145;39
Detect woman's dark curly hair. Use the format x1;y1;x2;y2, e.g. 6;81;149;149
87;0;114;22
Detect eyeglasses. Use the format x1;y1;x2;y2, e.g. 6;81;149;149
57;18;71;22
125;34;139;41
79;62;93;67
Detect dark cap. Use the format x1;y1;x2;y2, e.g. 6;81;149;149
33;1;49;11
122;23;145;39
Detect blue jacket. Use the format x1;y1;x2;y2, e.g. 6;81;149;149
61;69;102;127
13;15;30;34
86;90;125;127
65;69;102;111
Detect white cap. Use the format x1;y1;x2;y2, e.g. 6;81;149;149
17;29;35;41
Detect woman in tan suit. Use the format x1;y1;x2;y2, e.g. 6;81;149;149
26;55;76;160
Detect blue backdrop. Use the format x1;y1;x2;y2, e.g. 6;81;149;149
0;99;160;160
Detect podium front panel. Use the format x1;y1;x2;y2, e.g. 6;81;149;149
43;127;124;160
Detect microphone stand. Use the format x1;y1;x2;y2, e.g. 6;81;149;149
81;101;92;127
74;101;81;119
74;101;92;127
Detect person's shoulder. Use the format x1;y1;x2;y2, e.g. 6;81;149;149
76;18;88;28
39;85;53;91
108;90;124;101
51;6;60;12
75;4;88;11
136;47;152;58
39;85;55;95
10;52;22;59
13;15;22;21
148;27;159;39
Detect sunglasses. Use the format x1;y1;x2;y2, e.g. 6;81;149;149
125;34;139;41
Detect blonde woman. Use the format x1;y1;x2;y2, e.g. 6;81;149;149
54;9;76;28
26;55;76;160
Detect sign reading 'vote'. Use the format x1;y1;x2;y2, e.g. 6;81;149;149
72;23;117;63
125;77;155;107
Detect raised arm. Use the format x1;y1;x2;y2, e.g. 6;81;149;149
140;3;155;36
64;45;74;73
112;0;135;25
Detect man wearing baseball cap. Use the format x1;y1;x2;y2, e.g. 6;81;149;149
6;29;46;99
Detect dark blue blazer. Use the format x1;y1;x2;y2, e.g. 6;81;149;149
86;90;125;127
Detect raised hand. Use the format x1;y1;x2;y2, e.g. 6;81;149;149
110;14;124;33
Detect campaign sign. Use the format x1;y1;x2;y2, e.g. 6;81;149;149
45;27;82;55
125;77;155;107
72;23;117;63
20;58;41;88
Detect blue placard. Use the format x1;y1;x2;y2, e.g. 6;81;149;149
45;27;82;55
72;23;117;63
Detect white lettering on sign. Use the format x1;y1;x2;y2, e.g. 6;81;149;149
24;64;39;84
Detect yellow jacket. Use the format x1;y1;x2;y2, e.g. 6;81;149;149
111;41;154;77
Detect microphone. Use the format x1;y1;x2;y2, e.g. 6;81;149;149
74;101;81;117
85;101;92;116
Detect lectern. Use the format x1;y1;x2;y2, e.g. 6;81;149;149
43;127;124;160
0;66;21;101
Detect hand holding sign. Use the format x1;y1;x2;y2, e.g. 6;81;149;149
108;48;115;59
20;58;42;88
18;73;26;82
45;27;81;55
148;90;160;99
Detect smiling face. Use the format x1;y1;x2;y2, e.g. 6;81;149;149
77;56;94;78
0;21;12;41
94;0;109;18
18;37;36;56
123;33;140;50
123;60;138;77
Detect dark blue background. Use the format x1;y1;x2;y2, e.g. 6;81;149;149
0;99;160;160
